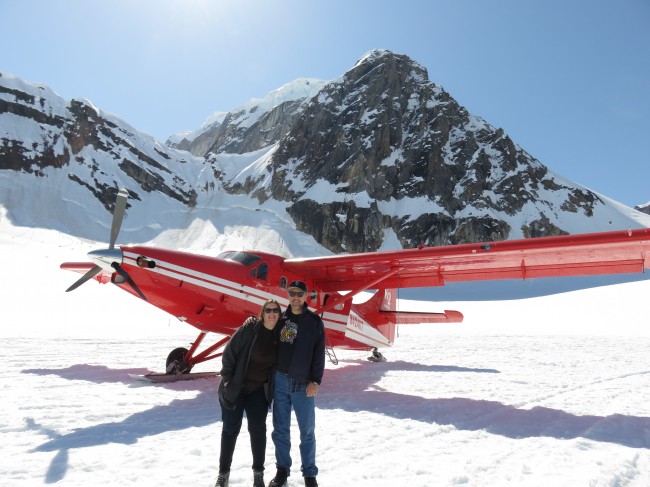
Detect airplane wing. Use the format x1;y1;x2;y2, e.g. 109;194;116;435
282;228;650;293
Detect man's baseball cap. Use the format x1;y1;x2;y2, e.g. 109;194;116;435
288;280;307;292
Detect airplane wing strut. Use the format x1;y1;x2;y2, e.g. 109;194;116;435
315;266;404;314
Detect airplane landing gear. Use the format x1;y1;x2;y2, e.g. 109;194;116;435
131;334;230;382
166;347;194;374
367;348;386;362
163;333;230;376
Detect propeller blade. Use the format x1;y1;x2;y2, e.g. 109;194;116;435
65;265;102;292
111;262;147;301
109;188;128;250
64;190;130;294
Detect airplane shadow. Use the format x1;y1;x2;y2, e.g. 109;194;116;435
21;358;649;482
320;360;650;449
400;272;650;301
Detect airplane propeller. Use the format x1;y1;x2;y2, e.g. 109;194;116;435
111;261;146;300
109;187;127;250
65;188;146;300
64;265;102;292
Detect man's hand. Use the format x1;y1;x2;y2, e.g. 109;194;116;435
306;382;319;397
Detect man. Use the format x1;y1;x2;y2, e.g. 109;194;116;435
268;280;325;487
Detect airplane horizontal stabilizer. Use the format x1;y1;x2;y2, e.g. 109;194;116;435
379;309;463;324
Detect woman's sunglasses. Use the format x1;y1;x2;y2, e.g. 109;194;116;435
264;307;281;314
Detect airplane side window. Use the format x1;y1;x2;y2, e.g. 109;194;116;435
280;277;287;289
257;263;268;281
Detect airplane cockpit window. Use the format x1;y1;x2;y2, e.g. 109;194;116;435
217;251;262;267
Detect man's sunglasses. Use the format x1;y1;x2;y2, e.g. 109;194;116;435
288;291;305;297
264;307;281;314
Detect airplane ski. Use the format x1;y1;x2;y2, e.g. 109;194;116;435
130;372;220;383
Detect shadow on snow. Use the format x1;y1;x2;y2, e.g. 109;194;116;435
21;358;649;483
320;359;650;450
23;364;220;484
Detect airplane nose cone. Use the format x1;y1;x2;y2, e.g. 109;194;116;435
88;248;123;271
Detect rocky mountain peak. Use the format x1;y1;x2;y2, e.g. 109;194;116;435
169;77;327;157
234;49;606;252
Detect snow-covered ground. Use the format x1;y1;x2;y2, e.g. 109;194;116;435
2;218;650;486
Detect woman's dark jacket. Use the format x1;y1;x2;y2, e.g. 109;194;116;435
218;319;275;410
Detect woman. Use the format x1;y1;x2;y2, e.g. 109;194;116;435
215;299;281;487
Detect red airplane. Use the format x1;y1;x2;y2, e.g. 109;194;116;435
61;189;650;380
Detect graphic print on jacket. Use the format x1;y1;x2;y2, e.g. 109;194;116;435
280;321;298;344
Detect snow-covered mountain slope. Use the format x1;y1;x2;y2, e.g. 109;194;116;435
2;50;649;258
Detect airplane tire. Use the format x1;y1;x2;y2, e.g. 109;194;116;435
166;347;194;374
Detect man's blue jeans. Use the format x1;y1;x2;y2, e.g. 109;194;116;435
272;371;318;478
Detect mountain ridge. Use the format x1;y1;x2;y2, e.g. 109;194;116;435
1;50;649;257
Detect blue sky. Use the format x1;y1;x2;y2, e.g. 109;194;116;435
1;0;648;207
